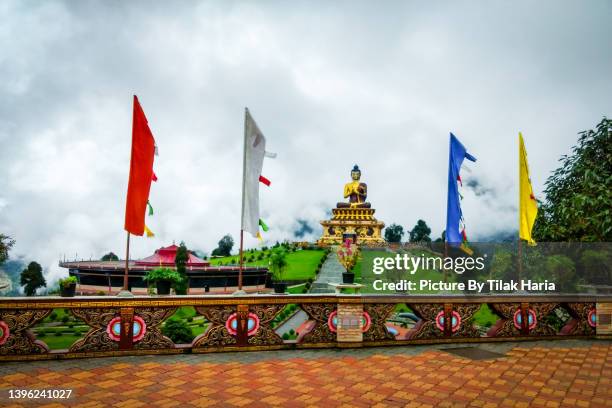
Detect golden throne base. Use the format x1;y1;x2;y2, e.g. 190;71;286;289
317;208;385;247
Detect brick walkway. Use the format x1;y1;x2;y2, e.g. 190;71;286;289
0;340;610;407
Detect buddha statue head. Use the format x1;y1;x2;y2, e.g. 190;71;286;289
351;165;361;181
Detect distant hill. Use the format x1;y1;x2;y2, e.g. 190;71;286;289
0;258;25;296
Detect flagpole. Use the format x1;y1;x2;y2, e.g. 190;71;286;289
239;230;244;290
238;108;248;292
443;242;448;283
517;135;523;284
123;231;130;291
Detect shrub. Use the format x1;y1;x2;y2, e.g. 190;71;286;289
187;317;193;323
143;268;183;285
54;331;62;336
49;312;58;321
282;333;290;340
96;290;106;296
68;323;74;329
58;276;78;289
289;329;295;335
38;331;46;338
162;318;193;344
61;315;70;324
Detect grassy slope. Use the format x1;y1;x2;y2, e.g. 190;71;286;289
210;249;326;281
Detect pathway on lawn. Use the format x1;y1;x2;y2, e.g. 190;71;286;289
274;309;309;337
0;340;610;407
310;250;343;293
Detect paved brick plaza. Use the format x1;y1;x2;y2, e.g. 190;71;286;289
0;340;610;407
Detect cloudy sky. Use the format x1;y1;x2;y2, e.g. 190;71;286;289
1;1;610;282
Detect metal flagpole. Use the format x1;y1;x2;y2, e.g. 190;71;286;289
123;232;130;291
517;137;523;285
238;108;248;292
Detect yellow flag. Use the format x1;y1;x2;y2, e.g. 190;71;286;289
144;224;155;238
519;133;538;245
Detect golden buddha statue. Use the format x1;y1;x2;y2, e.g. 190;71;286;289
318;164;385;247
337;165;371;208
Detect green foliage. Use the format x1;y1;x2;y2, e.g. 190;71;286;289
162;318;193;344
61;315;70;324
0;234;15;265
269;249;288;282
579;249;611;285
472;304;499;328
545;255;576;292
534;117;612;241
174;242;189;295
384;224;404;243
20;261;46;296
409;220;432;242
211;234;234;257
282;333;290;340
143;268;184;286
58;276;77;288
100;252;119;261
49;312;58;321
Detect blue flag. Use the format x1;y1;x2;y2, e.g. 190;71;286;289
446;133;476;245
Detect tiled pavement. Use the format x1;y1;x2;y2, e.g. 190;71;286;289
0;340;610;407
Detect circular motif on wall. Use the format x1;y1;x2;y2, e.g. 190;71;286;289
106;316;146;342
435;310;462;332
588;308;597;328
225;312;260;336
0;320;9;345
327;311;372;333
513;308;537;330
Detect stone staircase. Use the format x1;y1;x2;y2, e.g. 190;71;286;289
309;250;344;293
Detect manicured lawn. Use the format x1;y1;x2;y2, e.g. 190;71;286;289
210;249;326;281
472;303;499;328
38;334;80;350
288;283;307;294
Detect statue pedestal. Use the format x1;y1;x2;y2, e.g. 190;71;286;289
317;207;385;247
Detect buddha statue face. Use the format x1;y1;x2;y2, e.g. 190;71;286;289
351;165;361;181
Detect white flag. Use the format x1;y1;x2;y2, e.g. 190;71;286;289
241;109;267;238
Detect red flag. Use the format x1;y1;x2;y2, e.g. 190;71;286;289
259;175;271;186
124;96;156;236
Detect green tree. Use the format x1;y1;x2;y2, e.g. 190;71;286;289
174;242;189;295
162;318;193;344
435;230;446;243
20;261;46;296
384;224;404;243
579;250;611;285
100;252;119;261
269;249;288;282
534;117;612;241
211;234;234;257
409;220;432;242
0;234;15;266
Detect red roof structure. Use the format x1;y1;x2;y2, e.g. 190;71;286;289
134;244;210;267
